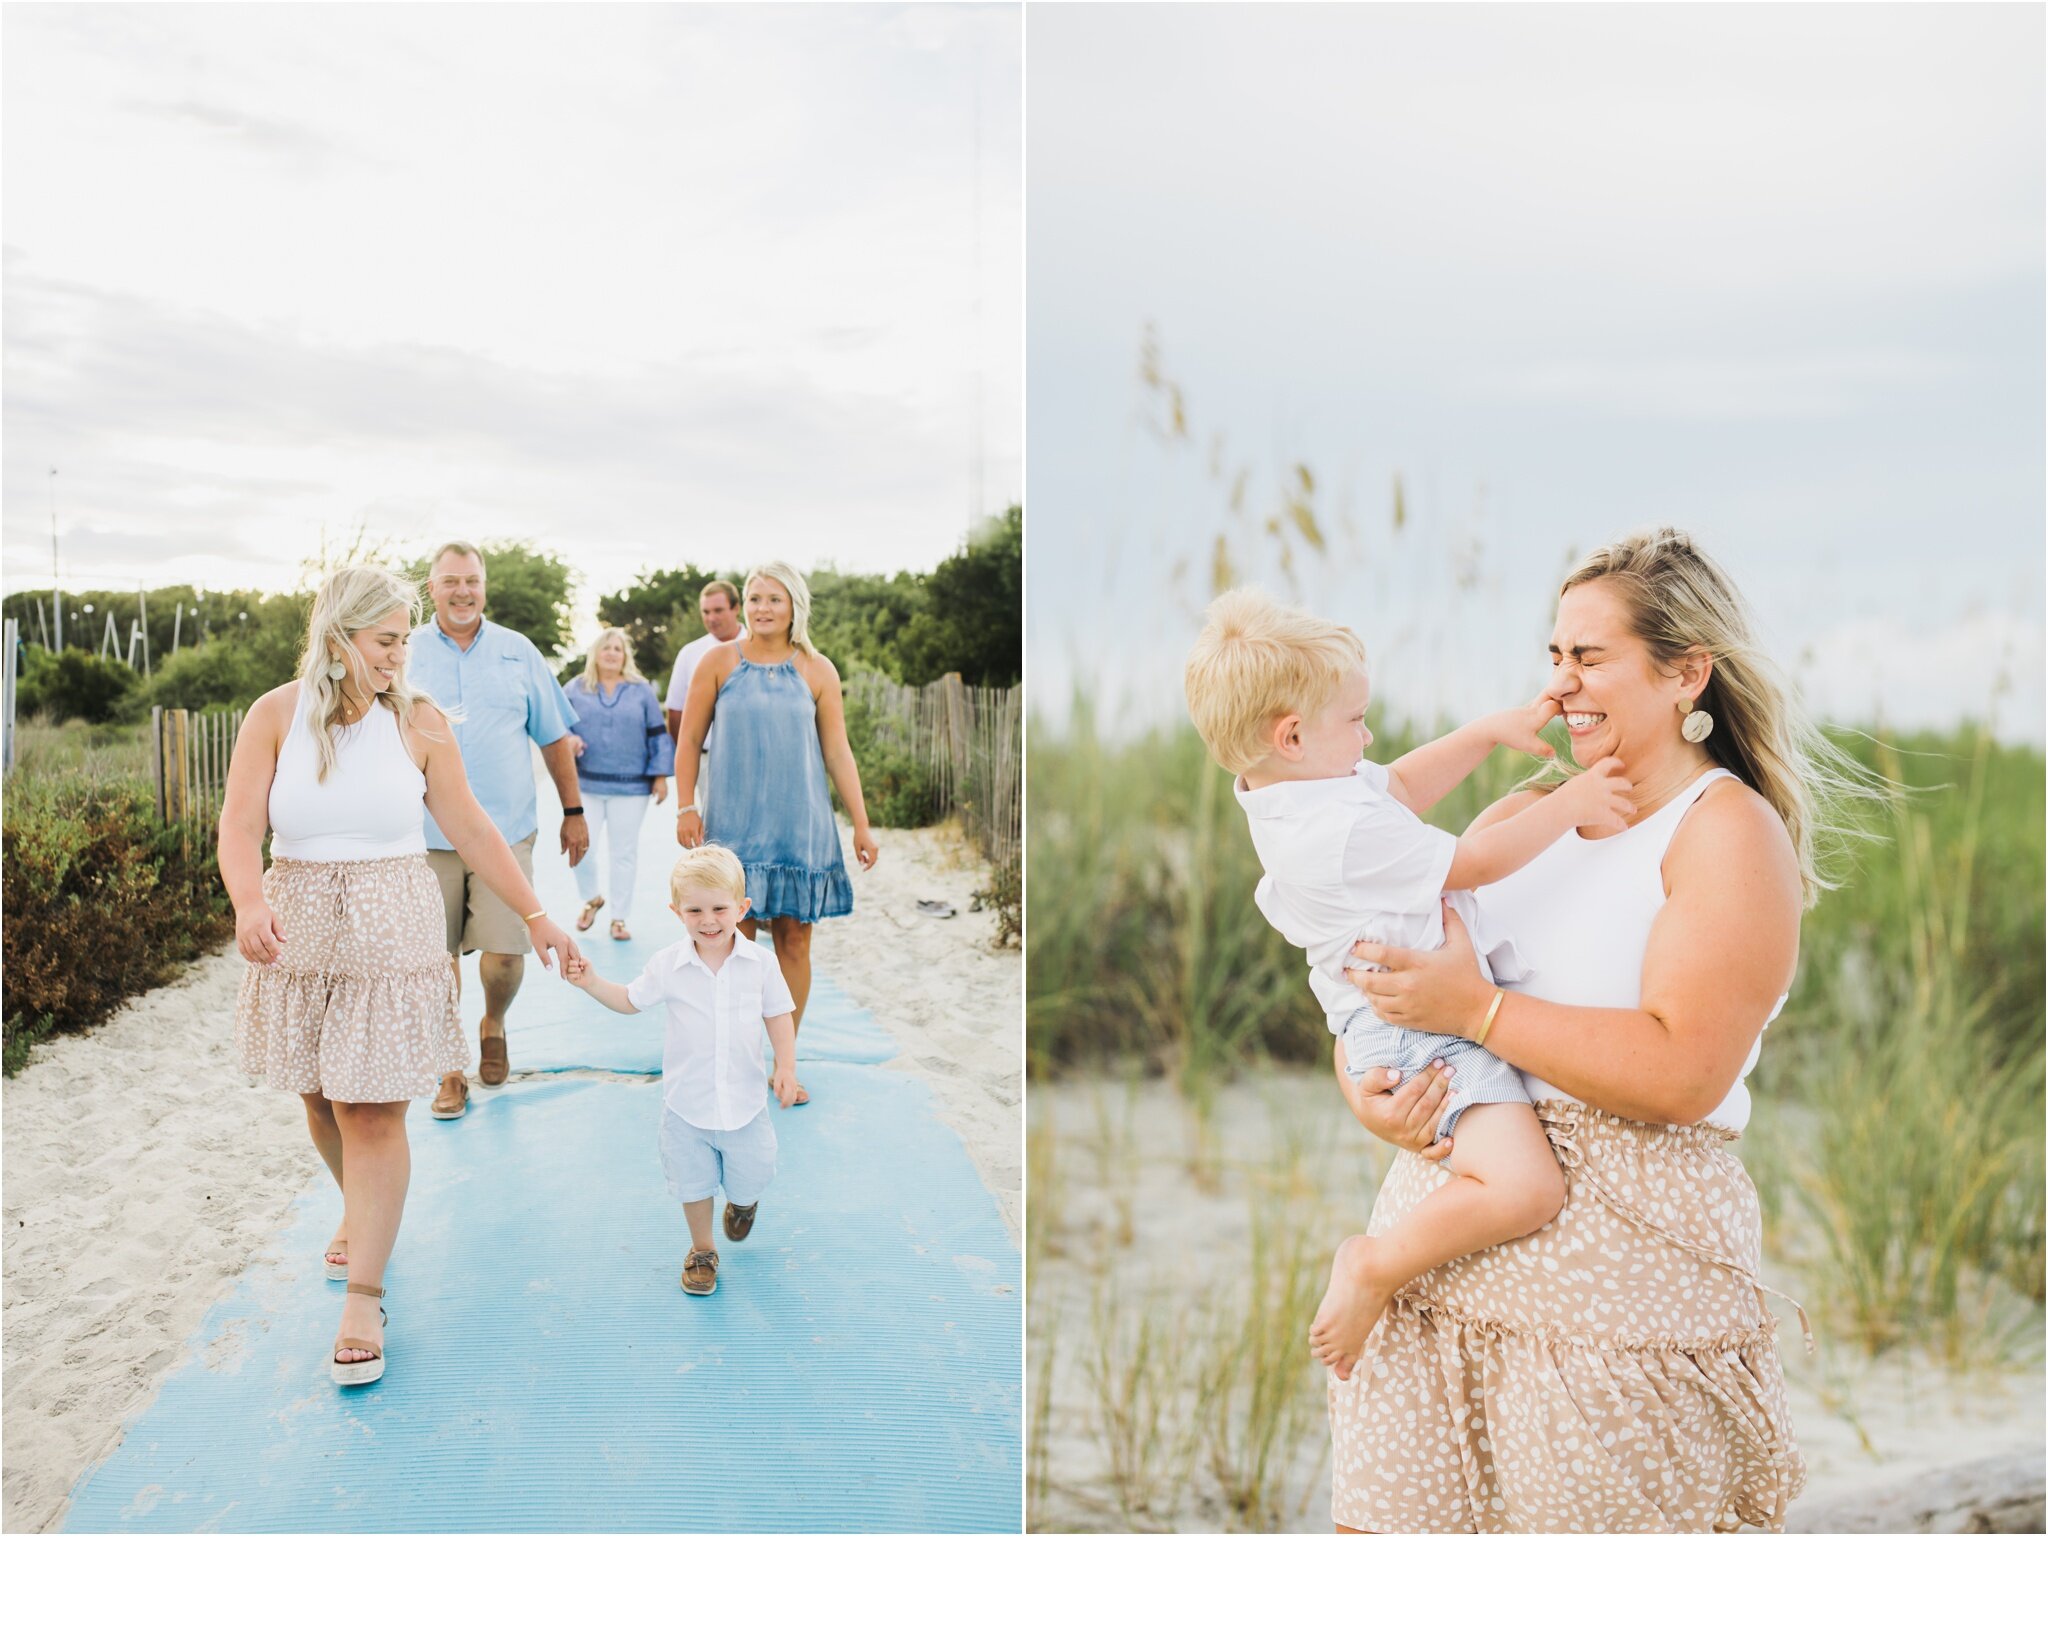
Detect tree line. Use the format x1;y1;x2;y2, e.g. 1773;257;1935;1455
4;507;1021;725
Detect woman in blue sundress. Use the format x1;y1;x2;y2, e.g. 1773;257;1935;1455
673;562;879;1103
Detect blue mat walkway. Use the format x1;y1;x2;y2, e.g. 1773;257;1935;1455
62;796;1020;1531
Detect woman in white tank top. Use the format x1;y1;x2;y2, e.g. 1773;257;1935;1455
218;566;577;1388
1322;530;1866;1534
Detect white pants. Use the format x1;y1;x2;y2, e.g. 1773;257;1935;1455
572;793;651;911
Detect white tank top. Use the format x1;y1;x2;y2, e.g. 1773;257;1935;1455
268;687;428;862
1472;767;1781;1132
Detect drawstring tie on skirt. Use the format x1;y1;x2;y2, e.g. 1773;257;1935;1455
1539;1101;1815;1354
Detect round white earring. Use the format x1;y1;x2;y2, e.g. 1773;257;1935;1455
327;659;348;681
1679;697;1714;744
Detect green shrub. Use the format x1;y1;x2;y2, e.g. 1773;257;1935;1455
1;777;233;1073
839;680;946;828
973;852;1021;948
15;648;142;725
147;638;272;712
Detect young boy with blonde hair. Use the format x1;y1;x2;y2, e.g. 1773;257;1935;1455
568;844;798;1296
1185;585;1635;1379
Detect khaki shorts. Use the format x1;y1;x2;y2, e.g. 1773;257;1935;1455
426;833;537;957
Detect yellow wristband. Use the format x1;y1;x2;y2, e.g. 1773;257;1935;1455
524;908;548;922
1473;987;1506;1050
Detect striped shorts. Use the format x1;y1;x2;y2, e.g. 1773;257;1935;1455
1341;1011;1531;1140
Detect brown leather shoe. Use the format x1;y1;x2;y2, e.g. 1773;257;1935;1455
722;1202;758;1242
478;1031;509;1086
431;1072;469;1120
681;1248;719;1295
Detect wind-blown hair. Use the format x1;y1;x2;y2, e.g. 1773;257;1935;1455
297;565;450;782
1548;527;1885;907
745;563;817;657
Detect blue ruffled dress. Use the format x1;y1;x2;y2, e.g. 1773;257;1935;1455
704;656;853;922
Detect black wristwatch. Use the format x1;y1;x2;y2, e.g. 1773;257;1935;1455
563;805;585;817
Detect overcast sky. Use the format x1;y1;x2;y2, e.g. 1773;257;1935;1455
1029;3;2044;743
3;3;1020;631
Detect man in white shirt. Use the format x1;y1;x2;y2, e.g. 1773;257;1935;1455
565;845;796;1297
664;579;745;823
663;578;747;744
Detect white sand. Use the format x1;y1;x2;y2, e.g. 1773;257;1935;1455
1028;1072;2046;1534
1;821;1018;1534
811;823;1022;1240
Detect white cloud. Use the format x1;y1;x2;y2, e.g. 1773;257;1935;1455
2;3;1022;611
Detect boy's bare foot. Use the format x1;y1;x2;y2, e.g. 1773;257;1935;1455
1309;1235;1394;1382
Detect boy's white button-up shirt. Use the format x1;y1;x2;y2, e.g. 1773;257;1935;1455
1236;759;1527;1034
627;933;795;1130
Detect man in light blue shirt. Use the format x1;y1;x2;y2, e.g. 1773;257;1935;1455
410;542;589;1119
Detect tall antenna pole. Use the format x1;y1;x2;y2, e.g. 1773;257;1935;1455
970;27;985;531
50;467;62;655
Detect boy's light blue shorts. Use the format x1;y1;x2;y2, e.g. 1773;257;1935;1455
659;1106;778;1206
1341;1011;1531;1142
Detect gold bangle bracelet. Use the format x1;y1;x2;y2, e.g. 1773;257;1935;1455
1473;987;1506;1050
523;908;548;922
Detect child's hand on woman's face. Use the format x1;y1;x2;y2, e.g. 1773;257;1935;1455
1495;695;1560;759
1558;755;1634;835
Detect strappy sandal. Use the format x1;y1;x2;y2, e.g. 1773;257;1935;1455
331;1282;387;1386
610;919;631;941
323;1236;349;1281
575;896;604;932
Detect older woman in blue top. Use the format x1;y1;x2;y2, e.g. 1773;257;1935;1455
674;563;879;1104
565;627;671;940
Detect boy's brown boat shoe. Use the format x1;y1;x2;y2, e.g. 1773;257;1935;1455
723;1202;759;1242
681;1248;719;1296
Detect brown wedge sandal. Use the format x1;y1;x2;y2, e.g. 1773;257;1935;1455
331;1282;388;1386
323;1236;349;1281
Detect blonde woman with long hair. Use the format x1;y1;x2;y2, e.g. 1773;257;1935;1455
673;564;879;1103
1323;527;1868;1533
563;626;671;940
219;565;577;1387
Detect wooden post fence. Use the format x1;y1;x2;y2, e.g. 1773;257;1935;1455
152;705;244;852
2;617;18;776
842;671;1021;890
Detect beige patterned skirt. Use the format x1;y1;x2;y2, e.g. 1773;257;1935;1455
235;855;465;1103
1329;1101;1808;1533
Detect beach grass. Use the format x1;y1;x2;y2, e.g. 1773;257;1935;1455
1027;702;2046;1382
